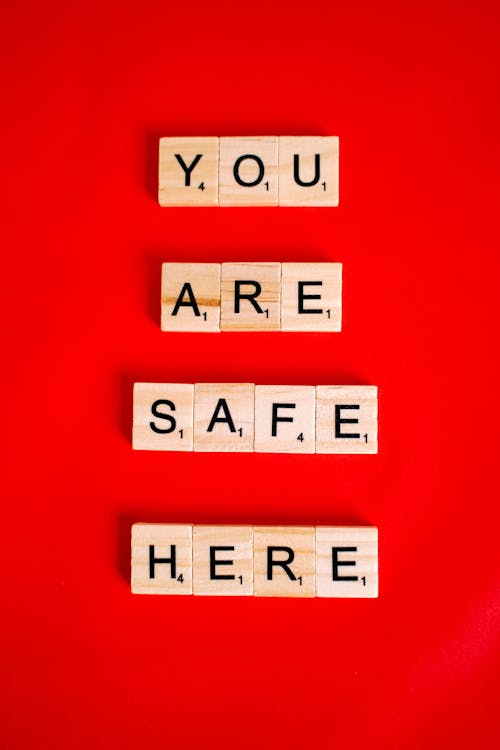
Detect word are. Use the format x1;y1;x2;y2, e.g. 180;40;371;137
133;383;378;454
159;136;339;206
161;262;342;332
132;524;378;598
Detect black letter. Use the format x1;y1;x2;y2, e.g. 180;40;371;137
293;153;320;186
171;282;201;317
272;403;296;436
298;281;323;314
149;544;176;578
233;154;264;186
210;546;235;580
335;404;360;438
150;399;176;434
332;547;358;581
267;547;296;580
174;153;202;186
234;280;263;314
207;398;236;433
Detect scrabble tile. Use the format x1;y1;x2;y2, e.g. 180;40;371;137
254;385;315;453
278;136;339;206
316;386;378;454
315;527;378;597
193;525;253;596
220;262;281;331
158;137;219;206
161;263;221;332
254;526;315;597
219;137;278;206
131;523;193;595
194;383;254;452
281;262;342;332
133;382;194;451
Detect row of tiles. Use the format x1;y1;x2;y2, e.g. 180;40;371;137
161;262;342;332
133;383;378;454
132;524;378;598
159;136;339;207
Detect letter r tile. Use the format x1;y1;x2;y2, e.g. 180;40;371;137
253;526;315;597
221;262;281;331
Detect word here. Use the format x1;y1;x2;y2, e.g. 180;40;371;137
161;262;342;332
133;383;378;454
132;524;378;598
159;136;339;206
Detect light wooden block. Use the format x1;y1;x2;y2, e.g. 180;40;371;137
131;523;193;594
316;386;378;454
253;526;315;597
316;527;378;597
281;262;342;332
254;385;315;453
158;137;219;206
278;136;339;206
194;383;254;452
220;262;281;331
161;263;221;332
193;526;253;596
219;137;278;206
133;383;194;451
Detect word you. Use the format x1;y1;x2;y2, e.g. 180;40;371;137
159;136;339;206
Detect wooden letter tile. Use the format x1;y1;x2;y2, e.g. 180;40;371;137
278;136;339;206
219;137;278;206
220;262;281;331
131;523;193;595
316;386;378;454
133;383;194;451
161;263;221;332
281;262;342;332
254;385;315;453
253;526;315;597
194;383;254;452
193;525;253;596
158;137;219;206
315;527;378;597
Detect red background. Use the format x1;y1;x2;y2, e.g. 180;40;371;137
1;1;499;748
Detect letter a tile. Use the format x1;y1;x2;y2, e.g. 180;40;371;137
194;383;254;452
161;263;221;332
